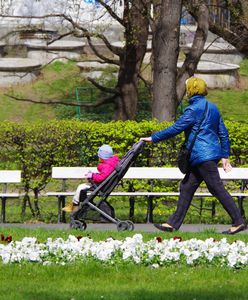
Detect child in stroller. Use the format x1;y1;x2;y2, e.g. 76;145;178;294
62;144;119;213
70;141;145;231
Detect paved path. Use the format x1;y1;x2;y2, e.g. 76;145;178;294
1;223;248;234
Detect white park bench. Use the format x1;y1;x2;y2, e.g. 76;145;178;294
0;170;23;223
47;167;248;223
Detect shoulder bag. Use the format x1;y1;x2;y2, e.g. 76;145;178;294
177;102;208;174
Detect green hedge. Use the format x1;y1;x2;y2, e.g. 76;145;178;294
0;119;248;191
0;119;247;220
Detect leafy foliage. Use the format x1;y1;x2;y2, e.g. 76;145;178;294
0;119;247;219
0;119;247;187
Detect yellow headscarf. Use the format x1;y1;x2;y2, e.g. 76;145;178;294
186;77;208;98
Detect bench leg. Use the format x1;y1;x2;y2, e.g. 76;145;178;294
58;196;66;223
146;196;153;224
211;201;216;219
1;197;6;223
129;197;135;221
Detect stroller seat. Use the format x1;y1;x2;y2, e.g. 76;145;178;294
70;141;145;231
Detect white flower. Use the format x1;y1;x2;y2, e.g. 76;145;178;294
150;263;160;269
0;234;248;268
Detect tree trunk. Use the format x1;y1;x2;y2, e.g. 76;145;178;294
33;188;41;218
152;0;182;121
114;0;149;120
177;1;209;102
21;191;35;221
114;59;140;120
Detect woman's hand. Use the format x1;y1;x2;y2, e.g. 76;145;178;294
140;137;152;143
222;158;232;173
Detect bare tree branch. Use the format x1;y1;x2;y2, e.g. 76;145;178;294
185;0;248;57
75;31;121;65
47;30;75;45
97;0;124;26
86;77;118;94
0;13;123;56
4;93;117;108
177;1;209;102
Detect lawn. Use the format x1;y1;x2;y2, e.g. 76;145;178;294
1;262;248;300
0;59;248;123
1;227;248;300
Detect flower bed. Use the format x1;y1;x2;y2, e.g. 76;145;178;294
0;234;248;268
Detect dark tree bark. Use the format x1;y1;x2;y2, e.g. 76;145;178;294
114;0;150;120
150;0;209;121
151;0;183;122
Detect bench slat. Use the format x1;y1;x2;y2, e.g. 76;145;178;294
0;170;22;224
52;167;96;179
46;191;248;197
51;167;248;180
0;170;22;183
0;193;23;197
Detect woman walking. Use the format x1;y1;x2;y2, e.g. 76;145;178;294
140;77;246;234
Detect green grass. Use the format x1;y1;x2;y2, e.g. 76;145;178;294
208;88;248;123
0;94;56;122
1;262;248;300
0;61;83;122
0;59;248;123
1;227;248;300
240;59;248;77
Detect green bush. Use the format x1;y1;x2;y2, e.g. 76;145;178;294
0;119;247;221
0;119;248;187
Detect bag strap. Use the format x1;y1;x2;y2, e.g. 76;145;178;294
188;102;208;152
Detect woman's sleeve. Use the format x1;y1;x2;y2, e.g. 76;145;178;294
218;117;230;158
151;108;195;143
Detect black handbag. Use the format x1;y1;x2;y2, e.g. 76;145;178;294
177;102;208;174
177;142;191;174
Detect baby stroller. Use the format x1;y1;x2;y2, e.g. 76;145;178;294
70;141;145;231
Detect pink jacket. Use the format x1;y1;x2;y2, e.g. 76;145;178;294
92;155;119;184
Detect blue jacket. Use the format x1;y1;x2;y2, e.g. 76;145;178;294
151;95;230;166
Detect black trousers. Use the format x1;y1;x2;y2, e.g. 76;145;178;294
168;160;245;229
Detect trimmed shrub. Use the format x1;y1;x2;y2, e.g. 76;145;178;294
0;119;247;221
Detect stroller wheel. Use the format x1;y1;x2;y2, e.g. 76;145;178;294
117;221;129;231
126;220;134;231
70;220;87;230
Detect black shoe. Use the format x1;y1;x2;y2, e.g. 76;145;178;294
222;224;247;235
154;223;174;232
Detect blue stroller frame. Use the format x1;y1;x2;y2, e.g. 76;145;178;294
70;141;145;231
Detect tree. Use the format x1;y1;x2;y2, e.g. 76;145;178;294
1;0;150;120
151;0;183;121
149;0;248;121
150;0;209;121
108;0;150;120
